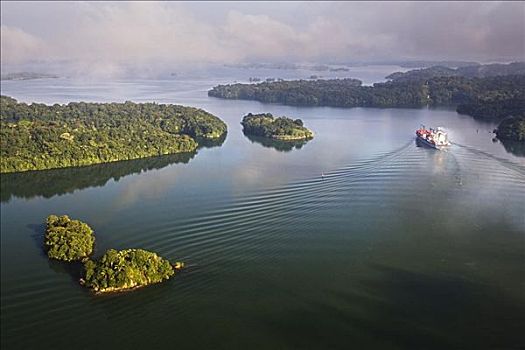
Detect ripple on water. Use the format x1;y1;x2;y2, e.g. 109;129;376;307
2;139;524;349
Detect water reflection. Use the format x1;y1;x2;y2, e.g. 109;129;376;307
1;134;228;203
47;260;85;284
1;152;196;202
243;133;311;152
195;133;227;149
499;139;525;157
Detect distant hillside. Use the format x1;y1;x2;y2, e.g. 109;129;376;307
386;66;457;82
456;62;525;78
1;72;59;81
495;116;525;142
225;60;481;70
457;98;525;121
386;62;525;82
395;60;480;68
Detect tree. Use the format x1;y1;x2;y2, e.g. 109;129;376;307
44;215;95;261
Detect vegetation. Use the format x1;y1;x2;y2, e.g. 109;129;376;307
241;113;314;140
386;62;525;82
393;60;480;68
495;116;525;142
456;62;525;78
43;214;182;293
82;249;176;293
44;215;95;261
456;98;525;121
224;61;482;70
0;96;227;173
1;133;226;203
210;79;369;107
426;75;525;106
244;134;309;152
383;61;525;136
209;75;524;112
386;66;457;82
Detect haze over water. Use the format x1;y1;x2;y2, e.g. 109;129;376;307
1;66;524;349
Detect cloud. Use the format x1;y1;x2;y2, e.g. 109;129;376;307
2;2;238;76
40;2;237;75
0;25;46;65
223;11;308;62
325;1;525;61
1;2;523;77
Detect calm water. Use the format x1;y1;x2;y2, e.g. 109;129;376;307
1;67;524;349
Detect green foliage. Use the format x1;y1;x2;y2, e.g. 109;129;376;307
456;62;525;78
496;116;525;142
42;214;179;293
210;78;428;108
44;215;95;261
386;66;458;82
83;249;175;293
386;62;525;82
209;74;524;110
241;113;314;140
456;98;525;121
426;75;525;106
0;96;227;173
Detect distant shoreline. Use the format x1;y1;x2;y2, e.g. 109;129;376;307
1;72;59;81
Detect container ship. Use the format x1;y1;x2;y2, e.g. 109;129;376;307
416;126;451;150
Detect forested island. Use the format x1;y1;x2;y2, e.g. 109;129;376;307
43;214;181;293
82;249;178;294
0;96;227;173
45;215;95;261
209;63;525;125
209;73;524;111
241;113;314;141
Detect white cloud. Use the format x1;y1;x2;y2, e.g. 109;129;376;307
0;25;46;65
223;10;308;61
1;1;523;77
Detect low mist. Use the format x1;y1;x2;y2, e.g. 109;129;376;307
1;2;524;79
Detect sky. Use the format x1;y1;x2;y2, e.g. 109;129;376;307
1;1;524;77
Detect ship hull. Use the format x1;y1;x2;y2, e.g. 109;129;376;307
416;135;448;150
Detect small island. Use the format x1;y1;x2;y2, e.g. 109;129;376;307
82;249;177;293
241;113;314;141
44;215;95;261
43;214;183;293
